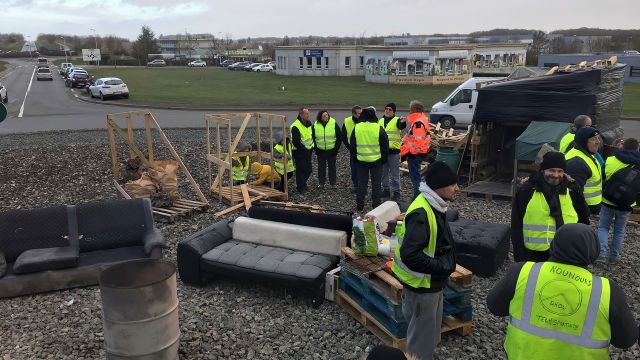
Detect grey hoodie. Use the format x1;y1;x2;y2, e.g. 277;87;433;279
487;223;638;348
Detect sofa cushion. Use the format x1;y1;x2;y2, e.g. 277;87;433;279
202;240;335;280
232;217;346;256
0;251;6;279
449;219;511;277
13;247;79;274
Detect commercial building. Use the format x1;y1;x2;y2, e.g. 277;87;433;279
157;34;218;59
538;53;640;83
275;43;527;85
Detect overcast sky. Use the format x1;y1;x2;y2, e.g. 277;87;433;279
3;0;639;40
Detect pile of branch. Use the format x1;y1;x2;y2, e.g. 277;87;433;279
121;157;181;207
431;123;468;150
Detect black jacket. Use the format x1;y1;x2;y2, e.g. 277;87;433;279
381;115;406;155
511;172;590;262
312;120;342;157
398;204;456;293
290;117;313;157
488;224;638;349
342;116;359;152
602;149;640;211
349;122;389;166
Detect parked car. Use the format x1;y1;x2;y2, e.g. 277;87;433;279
65;66;85;79
147;59;166;67
59;63;73;75
228;61;250;70
0;82;7;103
220;60;234;67
188;60;207;67
36;67;53;81
66;72;91;88
253;64;274;72
88;77;129;101
36;57;49;68
267;61;276;69
245;63;262;71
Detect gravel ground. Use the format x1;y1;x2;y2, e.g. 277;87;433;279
0;129;638;359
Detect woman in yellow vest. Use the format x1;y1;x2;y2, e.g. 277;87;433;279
565;127;603;215
488;223;638;359
312;110;342;189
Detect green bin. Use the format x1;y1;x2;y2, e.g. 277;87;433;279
435;147;461;172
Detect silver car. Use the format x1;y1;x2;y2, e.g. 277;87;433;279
36;67;53;81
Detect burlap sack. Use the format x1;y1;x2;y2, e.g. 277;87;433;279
125;172;157;198
149;160;181;201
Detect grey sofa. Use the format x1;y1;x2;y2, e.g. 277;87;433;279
177;216;347;307
0;198;164;298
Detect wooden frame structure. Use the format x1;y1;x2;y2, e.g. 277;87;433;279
206;112;289;214
106;110;209;222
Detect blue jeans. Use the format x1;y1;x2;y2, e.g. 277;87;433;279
598;205;631;260
407;156;423;199
349;155;358;189
382;153;401;192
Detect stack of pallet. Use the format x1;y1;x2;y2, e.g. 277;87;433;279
335;248;472;351
431;123;469;150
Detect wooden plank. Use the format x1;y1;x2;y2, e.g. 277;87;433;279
108;119;151;167
207;155;232;170
144;113;154;163
214;195;265;217
113;180;132;199
211;113;252;190
107;118;120;180
127;113;135;159
240;184;252;211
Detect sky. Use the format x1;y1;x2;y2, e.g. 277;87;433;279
2;0;639;40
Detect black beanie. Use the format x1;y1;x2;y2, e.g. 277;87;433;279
386;103;396;113
424;161;458;190
359;107;378;122
540;151;566;171
575;127;599;149
366;345;407;360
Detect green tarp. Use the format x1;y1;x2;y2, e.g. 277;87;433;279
515;121;571;161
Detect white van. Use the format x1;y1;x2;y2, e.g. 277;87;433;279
429;77;504;128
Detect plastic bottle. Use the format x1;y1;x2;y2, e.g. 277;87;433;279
390;232;398;248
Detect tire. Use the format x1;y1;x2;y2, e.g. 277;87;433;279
440;116;455;129
100;92;105;101
89;89;94;98
123;93;129;99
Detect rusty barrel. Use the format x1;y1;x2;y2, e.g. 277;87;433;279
99;259;180;359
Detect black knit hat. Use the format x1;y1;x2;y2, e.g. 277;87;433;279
385;103;397;113
540;151;566;171
366;345;407;360
424;161;458;190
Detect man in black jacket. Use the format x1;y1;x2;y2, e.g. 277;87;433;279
511;151;590;262
391;161;458;360
290;107;314;193
343;105;362;193
565;127;603;214
487;223;638;358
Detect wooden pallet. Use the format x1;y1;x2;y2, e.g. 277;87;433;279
152;199;209;223
399;161;429;175
449;264;473;289
211;184;286;205
462;180;512;201
341;247;403;303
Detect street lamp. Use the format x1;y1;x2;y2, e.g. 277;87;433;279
90;28;99;67
59;36;68;63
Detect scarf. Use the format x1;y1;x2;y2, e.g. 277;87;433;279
418;182;448;213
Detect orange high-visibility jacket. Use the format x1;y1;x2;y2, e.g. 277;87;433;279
400;112;431;157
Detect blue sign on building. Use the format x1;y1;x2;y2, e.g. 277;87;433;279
304;49;324;58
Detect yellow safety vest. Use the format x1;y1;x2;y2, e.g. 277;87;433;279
344;116;356;145
290;119;314;151
559;133;575;154
505;261;611;360
522;190;579;251
232;156;249;182
313;118;337;150
602;156;636;208
354;122;381;162
391;195;438;289
379;116;402;150
273;143;295;175
566;148;602;206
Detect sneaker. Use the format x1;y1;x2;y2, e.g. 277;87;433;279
608;257;620;265
382;189;391;198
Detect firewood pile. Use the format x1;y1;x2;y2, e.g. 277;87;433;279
430;123;469;150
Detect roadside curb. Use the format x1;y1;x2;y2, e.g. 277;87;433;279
0;64;17;79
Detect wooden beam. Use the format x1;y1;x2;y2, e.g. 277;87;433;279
211;113;252;190
240;184;252;211
145;113;154;163
108;119;151;167
207;155;231;169
113;180;132;199
107;116;120;180
214;195;265;217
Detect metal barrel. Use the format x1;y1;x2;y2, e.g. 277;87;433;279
99;259;180;359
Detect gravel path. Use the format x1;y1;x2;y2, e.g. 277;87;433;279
0;129;638;359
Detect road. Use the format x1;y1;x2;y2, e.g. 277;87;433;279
1;58;639;138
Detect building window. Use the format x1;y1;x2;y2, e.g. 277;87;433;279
306;57;313;69
345;56;351;69
324;57;329;69
630;66;640;77
316;57;322;69
299;57;303;69
359;56;364;68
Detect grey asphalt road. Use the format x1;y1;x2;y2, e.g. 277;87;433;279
1;58;639;138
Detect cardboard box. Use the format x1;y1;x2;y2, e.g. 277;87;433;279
325;267;341;301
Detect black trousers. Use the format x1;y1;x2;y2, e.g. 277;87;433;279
316;151;337;186
276;171;295;192
293;151;312;192
356;161;383;211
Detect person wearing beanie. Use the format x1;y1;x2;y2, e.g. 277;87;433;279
488;223;638;359
391;161;458;360
350;107;388;211
379;102;407;201
511;151;589;263
565;127;603;214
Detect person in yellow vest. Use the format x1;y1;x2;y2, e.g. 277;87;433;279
248;162;280;186
273;131;295;193
379;103;406;201
487;223;638;359
290;107;314;194
342;105;363;193
565;127;603;215
559;115;592;153
391;161;458;360
349;107;388;212
597;138;640;265
511;151;590;262
231;142;251;185
312;110;342;189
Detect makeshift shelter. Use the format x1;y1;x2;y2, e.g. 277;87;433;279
515;121;571;161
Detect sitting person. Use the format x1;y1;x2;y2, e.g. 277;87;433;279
249;162;280;186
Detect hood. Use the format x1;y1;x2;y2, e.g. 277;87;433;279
614;149;640;167
359;108;379;122
549;223;600;267
574;127;599;153
250;162;263;174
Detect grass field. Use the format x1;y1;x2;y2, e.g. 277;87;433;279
90;67;456;108
623;82;640;117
